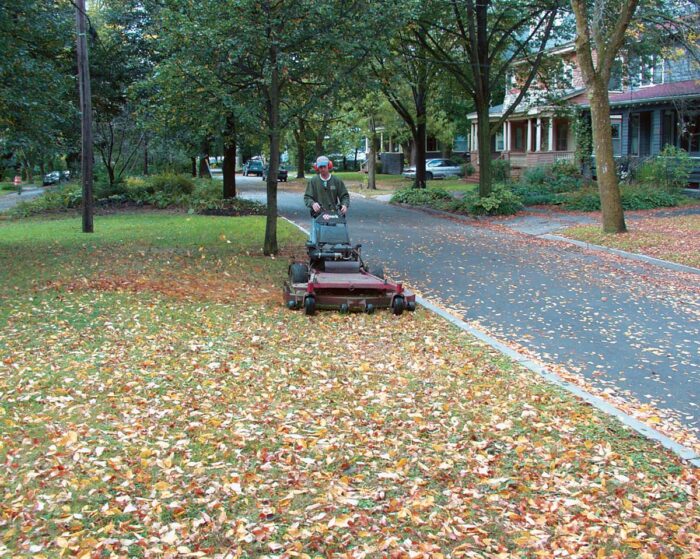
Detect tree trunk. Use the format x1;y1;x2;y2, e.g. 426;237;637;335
191;156;197;177
589;84;626;232
264;57;281;256
477;101;493;198
199;137;211;179
367;118;377;190
223;142;236;199
22;158;33;183
107;165;115;187
295;117;306;179
143;134;149;175
76;0;93;233
414;117;427;189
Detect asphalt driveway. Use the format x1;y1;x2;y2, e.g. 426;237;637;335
237;176;699;435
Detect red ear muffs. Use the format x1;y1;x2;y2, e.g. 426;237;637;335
313;160;333;172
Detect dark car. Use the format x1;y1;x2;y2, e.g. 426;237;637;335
243;159;264;176
42;171;61;186
262;164;288;182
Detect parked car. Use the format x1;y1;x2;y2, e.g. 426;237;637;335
42;171;61;186
402;158;464;180
242;159;264;176
262;164;288;182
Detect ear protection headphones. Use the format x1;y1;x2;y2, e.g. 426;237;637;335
313;160;334;172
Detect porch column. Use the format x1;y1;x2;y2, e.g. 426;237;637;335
380;131;384;153
527;119;532;153
507;121;512;151
471;123;476;151
503;122;508;152
548;118;554;151
536;118;542;152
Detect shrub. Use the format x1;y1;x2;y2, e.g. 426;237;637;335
469;185;523;215
559;184;683;211
621;185;682;210
551;160;580;177
513;163;585;205
637;146;693;192
559;187;601;211
463;162;475;177
492;159;511;182
391;187;452;206
149;173;195;196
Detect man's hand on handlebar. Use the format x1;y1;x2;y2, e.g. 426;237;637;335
312;202;321;213
340;205;347;215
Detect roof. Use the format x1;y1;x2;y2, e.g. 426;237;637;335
569;80;700;108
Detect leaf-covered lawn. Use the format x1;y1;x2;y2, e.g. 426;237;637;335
1;214;698;558
562;214;700;268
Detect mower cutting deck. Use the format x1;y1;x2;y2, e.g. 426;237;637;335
283;212;416;315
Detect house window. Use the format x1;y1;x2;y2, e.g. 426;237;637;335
495;131;504;151
611;121;622;156
556;120;568;151
640;55;664;86
609;58;623;91
453;135;469;152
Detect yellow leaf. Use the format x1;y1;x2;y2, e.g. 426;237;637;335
59;431;79;447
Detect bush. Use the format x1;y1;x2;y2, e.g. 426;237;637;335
469;184;523;216
149;173;195;196
492;159;511;182
391;187;452;206
463;162;475;177
550;160;580;177
513;163;585;206
637;146;693;192
559;184;684;211
621;185;682;210
559;187;601;211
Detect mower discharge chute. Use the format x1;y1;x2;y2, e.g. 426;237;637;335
283;212;416;315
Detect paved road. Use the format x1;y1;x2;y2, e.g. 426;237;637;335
0;186;45;212
237;176;700;434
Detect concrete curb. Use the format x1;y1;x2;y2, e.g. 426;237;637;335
281;214;700;467
417;296;700;468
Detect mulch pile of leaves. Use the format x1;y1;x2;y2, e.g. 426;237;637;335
1;247;698;558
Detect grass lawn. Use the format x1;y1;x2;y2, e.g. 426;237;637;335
0;213;698;557
562;214;700;268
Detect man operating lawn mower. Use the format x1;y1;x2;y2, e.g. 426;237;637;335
304;155;349;244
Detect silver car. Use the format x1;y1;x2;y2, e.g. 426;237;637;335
402;158;464;180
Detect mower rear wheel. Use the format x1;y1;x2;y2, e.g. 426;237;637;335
304;296;316;316
392;296;405;316
290;263;310;284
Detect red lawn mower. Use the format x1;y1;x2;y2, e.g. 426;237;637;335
283;212;416;315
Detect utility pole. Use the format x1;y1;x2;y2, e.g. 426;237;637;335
75;0;94;233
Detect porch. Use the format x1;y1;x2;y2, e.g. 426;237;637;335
468;116;574;179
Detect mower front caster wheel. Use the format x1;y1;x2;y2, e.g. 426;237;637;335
304;296;316;316
392;296;405;316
